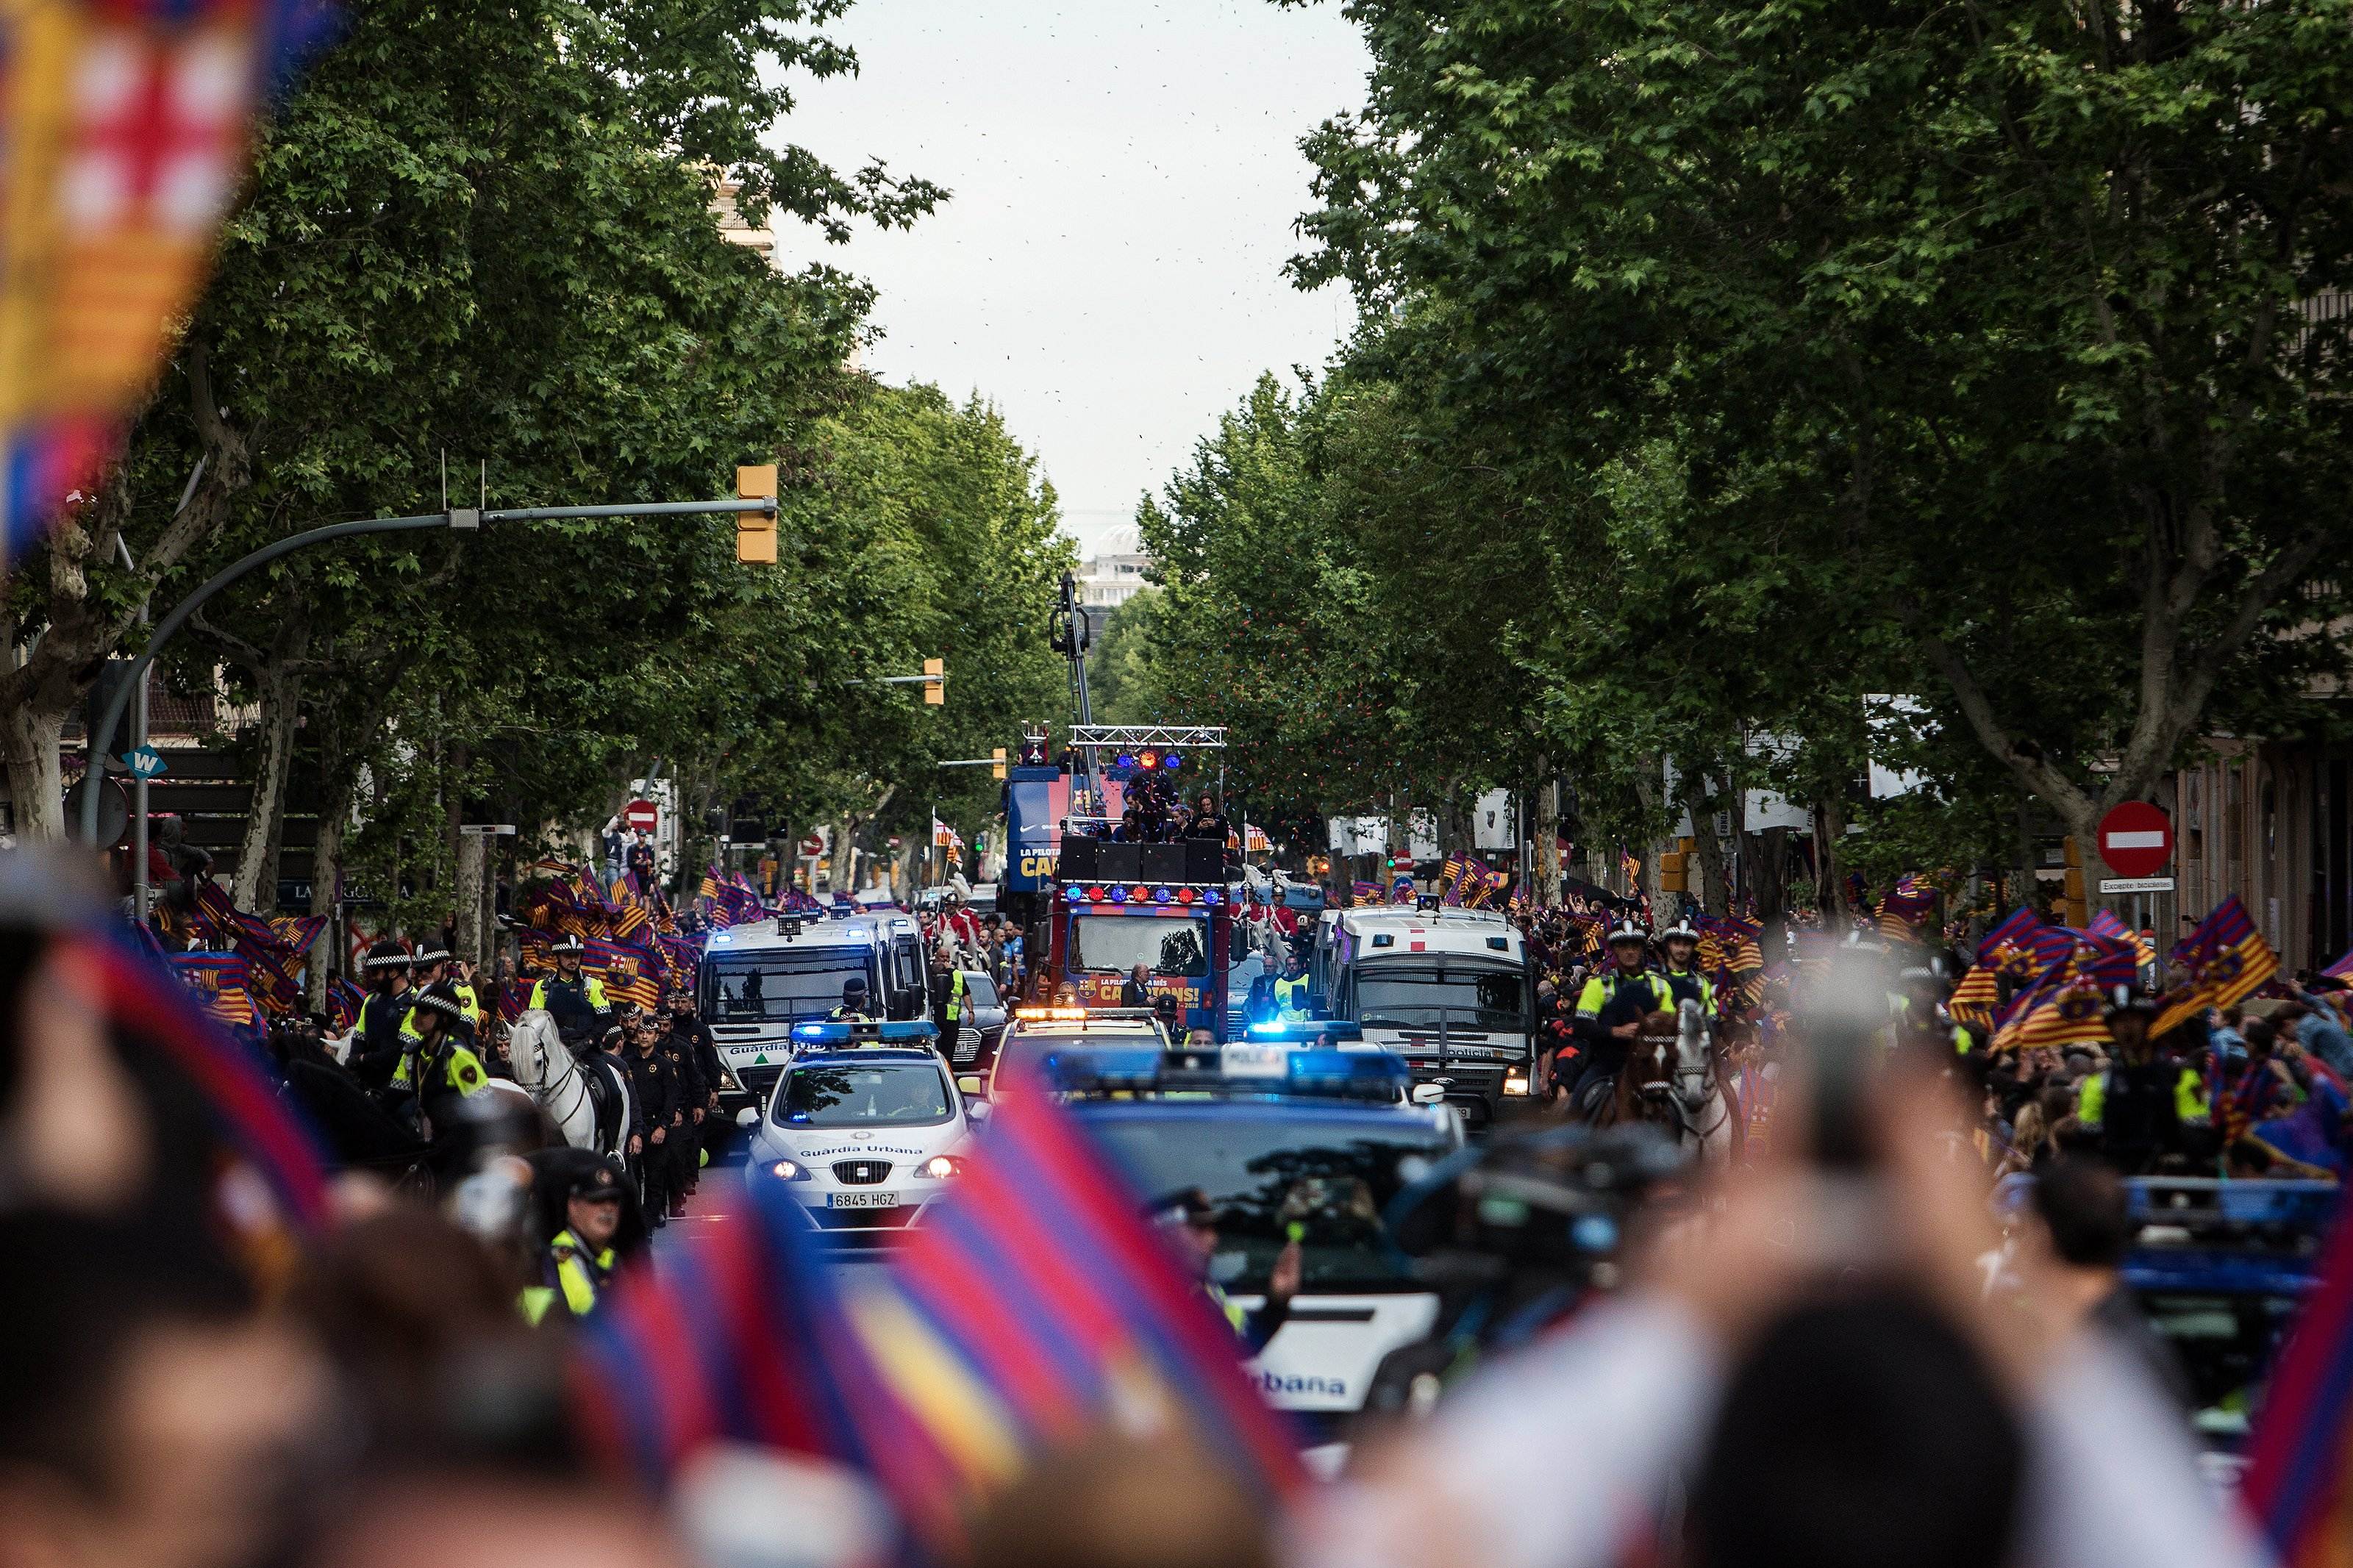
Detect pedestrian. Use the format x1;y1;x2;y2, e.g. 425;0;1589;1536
658;1006;706;1217
618;1011;681;1224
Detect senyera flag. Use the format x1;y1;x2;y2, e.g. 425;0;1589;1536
0;0;336;565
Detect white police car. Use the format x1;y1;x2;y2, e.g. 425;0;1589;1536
744;1020;973;1234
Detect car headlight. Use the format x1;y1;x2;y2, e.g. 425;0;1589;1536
918;1155;963;1179
1503;1074;1530;1095
765;1158;811;1181
719;1063;743;1092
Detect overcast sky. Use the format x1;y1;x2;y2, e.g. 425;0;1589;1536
769;0;1370;556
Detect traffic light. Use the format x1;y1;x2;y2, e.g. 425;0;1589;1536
735;464;777;564
991;746;1007;779
923;656;946;705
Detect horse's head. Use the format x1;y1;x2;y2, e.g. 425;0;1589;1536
507;1010;556;1089
1624;1011;1683;1116
1672;997;1715;1111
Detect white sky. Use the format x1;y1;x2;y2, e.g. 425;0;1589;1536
768;0;1369;556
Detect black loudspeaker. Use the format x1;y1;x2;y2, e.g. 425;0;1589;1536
1185;838;1225;884
1060;835;1099;881
1138;842;1188;883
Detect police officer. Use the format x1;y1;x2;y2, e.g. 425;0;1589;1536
528;934;612;1042
1151;1188;1299;1355
394;981;491;1137
664;989;725;1175
1274;951;1313;1023
1657;918;1716;1015
658;1006;707;1217
829;976;874;1021
1566;922;1674;1108
618;1008;681;1224
350;939;416;1090
521;1159;626;1323
2076;992;2188;1175
932;950;970;1043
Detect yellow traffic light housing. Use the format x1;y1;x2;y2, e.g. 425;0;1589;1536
991;746;1007;779
923;656;946;705
736;465;777;564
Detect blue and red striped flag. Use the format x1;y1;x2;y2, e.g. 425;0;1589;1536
329;975;365;1032
2156;896;2277;1035
2243;1194;2353;1566
588;937;660;1010
168;949;260;1034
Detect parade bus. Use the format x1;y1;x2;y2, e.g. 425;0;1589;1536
1313;904;1538;1128
1004;725;1241;1041
698;909;928;1111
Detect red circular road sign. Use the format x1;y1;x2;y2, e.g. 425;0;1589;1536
2096;801;2171;878
623;798;659;834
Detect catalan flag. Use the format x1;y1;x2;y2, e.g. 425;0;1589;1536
1507;881;1532;918
1620;848;1642;889
1439;853;1470;906
2243;1189;2353;1568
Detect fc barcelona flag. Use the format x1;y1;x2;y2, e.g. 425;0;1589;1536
497;977;535;1025
2243;1186;2353;1568
1990;973;2111;1053
589;937;660;1010
168;950;260;1035
1439;853;1470;906
2154;895;2277;1035
328;975;365;1033
1947;964;2001;1032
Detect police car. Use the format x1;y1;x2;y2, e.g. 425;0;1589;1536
743;1020;974;1235
964;1006;1171;1100
1038;1042;1460;1452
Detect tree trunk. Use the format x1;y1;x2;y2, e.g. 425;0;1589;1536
1679;765;1729;917
1818;796;1849;918
1533;763;1562;906
1;704;69;843
454;827;485;974
308;773;350;1009
2014;797;2039;918
229;612;310;909
1753;826;1790;923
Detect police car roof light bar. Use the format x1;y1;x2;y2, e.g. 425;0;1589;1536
790;1019;942;1044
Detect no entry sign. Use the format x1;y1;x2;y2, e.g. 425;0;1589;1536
623;797;659;834
2096;801;2171;879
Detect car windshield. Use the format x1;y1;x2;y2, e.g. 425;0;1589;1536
992;1027;1163;1086
1071;914;1209;976
1082;1111;1449;1294
707;952;878;1023
1355;962;1527;1031
964;974;999;1009
774;1063;953;1128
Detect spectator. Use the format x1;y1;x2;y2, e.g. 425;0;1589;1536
1120;962;1152;1008
2025;1157;2195;1414
2282;992;2353;1082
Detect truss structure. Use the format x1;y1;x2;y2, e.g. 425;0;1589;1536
1062;725;1228;751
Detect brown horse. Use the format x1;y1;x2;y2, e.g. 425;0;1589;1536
1597;1000;1745;1166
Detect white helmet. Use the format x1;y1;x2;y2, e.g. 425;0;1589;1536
1607;920;1649;945
1660;917;1701;942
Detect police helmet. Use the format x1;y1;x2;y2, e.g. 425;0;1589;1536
1607;920;1649;946
1660;918;1701;943
842;975;870;1002
568;1158;627;1203
411;981;470;1025
550;934;586;956
1145;1186;1218;1228
364;939;412;971
411;938;452;968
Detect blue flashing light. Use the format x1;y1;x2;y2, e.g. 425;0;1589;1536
1202;889;1222;906
790;1019;941;1046
1285;1048;1410;1094
1163;752;1181;771
1245;1019;1365;1045
1109;886;1129;903
710;932;733;945
1116;753;1137;771
1151;886;1172;904
1063;886;1085;903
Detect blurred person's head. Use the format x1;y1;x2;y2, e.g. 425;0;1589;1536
0;1209;327;1568
2245;1017;2279;1057
1147;1189;1223;1284
1690;1289;2023;1568
968;1431;1273;1568
2027;1156;2130;1275
300;1472;686;1568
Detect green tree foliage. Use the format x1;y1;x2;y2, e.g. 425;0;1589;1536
1286;0;2353;876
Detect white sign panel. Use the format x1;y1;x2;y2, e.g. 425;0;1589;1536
1474;788;1516;851
2098;877;2175;894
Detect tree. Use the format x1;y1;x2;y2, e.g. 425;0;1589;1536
1291;0;2353;889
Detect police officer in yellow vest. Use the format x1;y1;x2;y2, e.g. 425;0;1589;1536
829;975;874;1021
529;934;612;1040
392;980;490;1122
1657;918;1717;1016
1274;953;1313;1023
1152;1188;1298;1355
1566;921;1674;1108
521;1158;626;1324
401;938;488;1043
932;951;968;1039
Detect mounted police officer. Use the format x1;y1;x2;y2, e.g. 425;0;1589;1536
527;934;611;1043
1657;917;1716;1016
349;939;415;1090
1565;920;1674;1111
393;981;490;1139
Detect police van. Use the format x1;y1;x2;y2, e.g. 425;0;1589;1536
699;911;928;1111
1041;1044;1460;1456
1313;906;1537;1128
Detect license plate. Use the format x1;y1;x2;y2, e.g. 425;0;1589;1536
829;1191;900;1209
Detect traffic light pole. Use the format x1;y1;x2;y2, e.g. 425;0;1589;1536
78;497;774;843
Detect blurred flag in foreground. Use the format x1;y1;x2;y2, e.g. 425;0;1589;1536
0;0;335;563
2243;1192;2353;1566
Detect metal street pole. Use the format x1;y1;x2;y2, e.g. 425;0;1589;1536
80;497;775;843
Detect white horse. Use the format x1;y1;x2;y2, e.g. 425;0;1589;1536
505;1009;632;1157
1665;998;1743;1168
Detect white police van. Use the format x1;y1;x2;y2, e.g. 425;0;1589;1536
744;1020;974;1235
1312;905;1537;1128
699;911;928;1112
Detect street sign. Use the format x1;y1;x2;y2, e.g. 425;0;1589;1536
2100;876;2176;894
2096;801;2171;878
623;798;659;834
120;746;166;779
799;835;824;856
